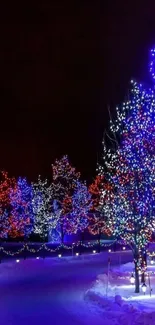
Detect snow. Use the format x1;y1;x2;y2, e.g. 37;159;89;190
85;256;155;324
0;251;132;325
2;249;155;324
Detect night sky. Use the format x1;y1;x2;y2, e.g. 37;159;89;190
0;1;155;183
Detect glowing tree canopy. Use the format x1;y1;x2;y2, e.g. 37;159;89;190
49;199;62;243
32;176;56;240
65;180;92;235
88;175;110;236
99;48;155;293
9;177;33;238
52;155;80;242
0;171;16;238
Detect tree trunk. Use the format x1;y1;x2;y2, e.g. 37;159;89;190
61;224;64;245
141;272;145;284
81;231;84;243
98;231;101;253
141;250;147;283
24;236;27;260
134;255;140;293
80;232;84;255
0;241;2;264
42;232;46;259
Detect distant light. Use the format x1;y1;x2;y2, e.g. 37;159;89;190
108;249;111;253
151;258;154;265
142;282;147;294
93;250;96;254
16;259;20;263
36;257;40;260
123;246;126;250
58;254;62;258
130;273;135;284
75;252;79;256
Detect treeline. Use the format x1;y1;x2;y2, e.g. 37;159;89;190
0;155;107;243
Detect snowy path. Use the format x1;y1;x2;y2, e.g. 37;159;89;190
0;252;132;325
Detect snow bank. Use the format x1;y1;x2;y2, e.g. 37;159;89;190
85;288;155;324
85;260;155;324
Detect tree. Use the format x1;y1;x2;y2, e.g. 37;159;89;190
9;177;33;239
99;49;155;293
52;155;80;243
0;171;16;238
88;175;111;239
89;175;103;211
48;199;62;243
32;176;55;240
65;180;92;236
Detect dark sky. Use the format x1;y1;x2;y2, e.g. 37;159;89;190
0;1;155;182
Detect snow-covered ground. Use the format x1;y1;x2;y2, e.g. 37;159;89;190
85;254;155;324
0;251;132;325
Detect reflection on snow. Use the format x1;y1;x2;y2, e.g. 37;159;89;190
127;294;155;301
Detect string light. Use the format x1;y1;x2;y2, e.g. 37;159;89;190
0;239;124;258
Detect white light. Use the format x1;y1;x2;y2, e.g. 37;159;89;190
58;254;62;258
123;246;126;250
108;249;111;253
36;257;40;260
142;283;147;294
151;259;154;265
76;252;79;256
93;250;96;254
16;259;20;263
130;273;135;284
